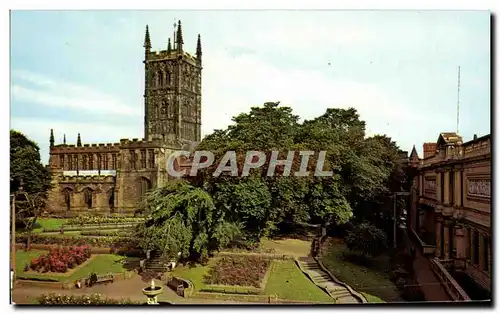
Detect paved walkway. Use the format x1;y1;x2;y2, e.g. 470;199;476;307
400;229;451;302
412;249;451;301
297;257;363;304
12;274;247;305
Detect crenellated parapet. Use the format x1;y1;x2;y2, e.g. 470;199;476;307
60;174;116;183
51;142;121;154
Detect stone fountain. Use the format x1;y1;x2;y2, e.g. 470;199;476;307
142;279;164;304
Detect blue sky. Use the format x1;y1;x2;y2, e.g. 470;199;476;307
10;10;490;164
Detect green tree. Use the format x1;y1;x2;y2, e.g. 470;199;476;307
136;180;240;262
10;130;51;195
345;222;388;257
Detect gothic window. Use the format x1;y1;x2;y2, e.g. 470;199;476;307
148;149;155;169
140;150;146;169
88;154;93;170
112;154;117;169
166;71;172;85
83;188;93;209
168;102;174;117
157;71;163;87
60;155;65;169
137;177;151;201
96;154;101;170
161;101;168;115
62;188;71;211
68;155;73;170
103;154;108;170
82;155;88;170
154;103;159;118
130;150;136;170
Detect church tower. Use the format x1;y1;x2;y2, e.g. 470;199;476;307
143;21;202;145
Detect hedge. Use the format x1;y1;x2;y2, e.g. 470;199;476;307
16;234;138;248
42;224;136;233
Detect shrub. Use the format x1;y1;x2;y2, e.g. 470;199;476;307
345;222;388;257
66;215;144;226
29;245;91;273
37;293;140;305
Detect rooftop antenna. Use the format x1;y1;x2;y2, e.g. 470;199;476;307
456;66;461;134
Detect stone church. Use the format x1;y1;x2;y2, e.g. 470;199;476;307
46;21;202;215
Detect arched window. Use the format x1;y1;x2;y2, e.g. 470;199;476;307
83;188;93;209
154;103;159;118
62;188;72;211
137;177;151;201
166;72;172;85
108;189;115;212
157;71;163;87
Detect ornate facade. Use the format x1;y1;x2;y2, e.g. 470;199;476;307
46;21;202;215
409;132;491;300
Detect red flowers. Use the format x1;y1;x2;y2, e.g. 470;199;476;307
30;245;91;273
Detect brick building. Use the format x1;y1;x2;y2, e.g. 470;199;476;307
46;21;202;215
409;132;491;300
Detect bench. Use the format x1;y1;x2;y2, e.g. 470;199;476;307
167;276;186;296
84;273;114;287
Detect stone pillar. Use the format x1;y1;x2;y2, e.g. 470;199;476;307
443;170;450;205
419;175;423;196
454;225;466;269
479;233;485;270
454;170;461;206
443;222;450;259
435;216;442;257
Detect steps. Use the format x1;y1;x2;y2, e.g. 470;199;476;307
144;253;168;272
297;257;364;304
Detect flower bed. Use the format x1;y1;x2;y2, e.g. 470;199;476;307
204;255;271;288
29;246;91;273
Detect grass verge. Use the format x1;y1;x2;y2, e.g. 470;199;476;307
319;238;402;303
263;259;333;303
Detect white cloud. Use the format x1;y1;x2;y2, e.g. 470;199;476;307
11;70;141;116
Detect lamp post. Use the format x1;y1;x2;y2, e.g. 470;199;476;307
393;192;410;249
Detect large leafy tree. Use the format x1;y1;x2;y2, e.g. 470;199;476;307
10;130;51;194
136;180;241;262
10;130;51;233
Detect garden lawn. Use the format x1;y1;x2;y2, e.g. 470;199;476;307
264;260;333;303
32;218;68;233
16;251;129;282
170;258;218;291
320;238;402;303
260;238;312;257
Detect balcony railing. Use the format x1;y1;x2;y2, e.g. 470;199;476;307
430;257;471;301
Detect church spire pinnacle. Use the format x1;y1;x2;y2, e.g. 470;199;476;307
176;20;183;52
167;38;172;53
144;25;151;50
77;133;82;147
50;129;54;147
196;34;202;65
